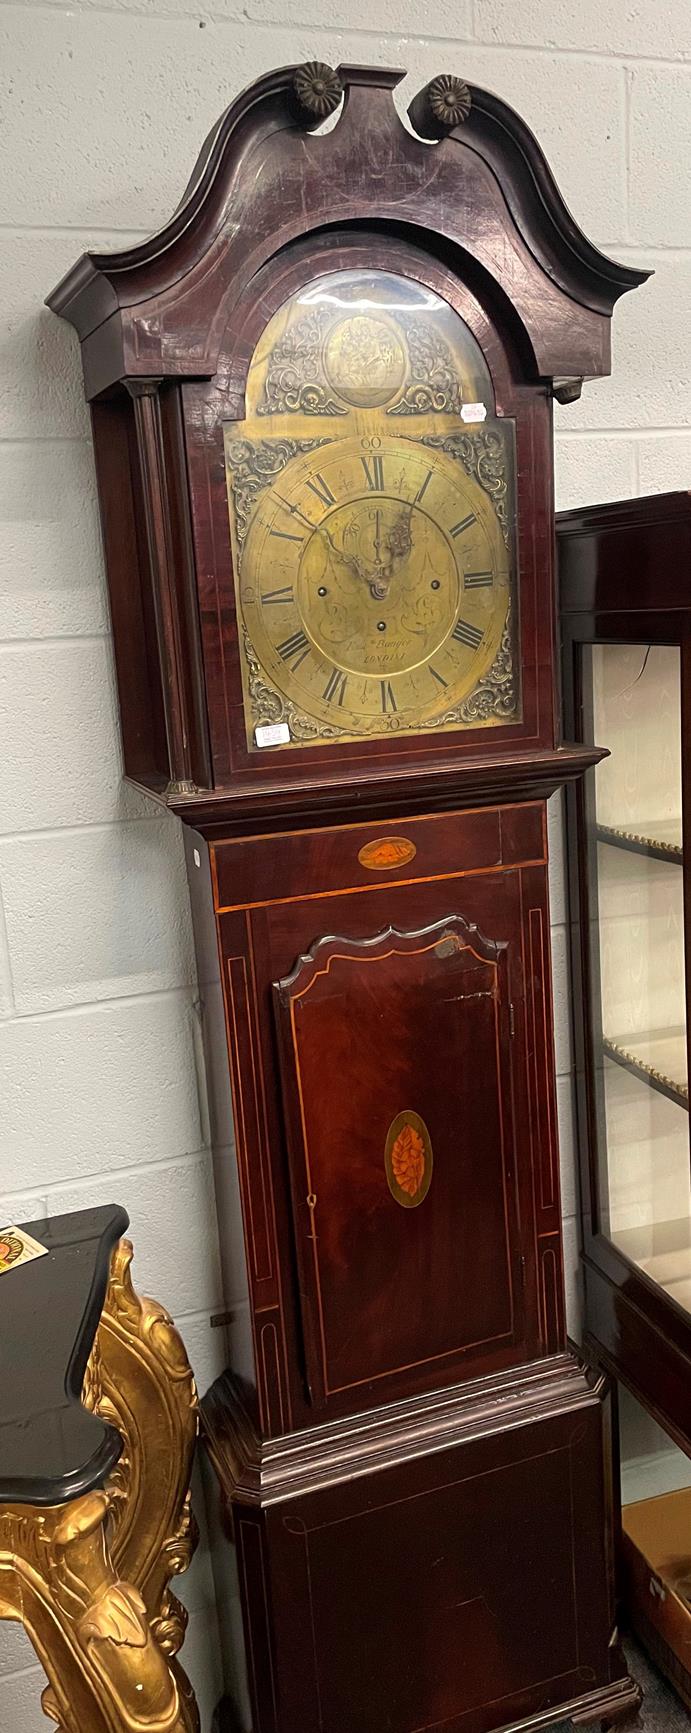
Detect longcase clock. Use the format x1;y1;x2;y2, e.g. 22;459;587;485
48;62;649;1733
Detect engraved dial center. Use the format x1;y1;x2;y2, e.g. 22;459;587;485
298;496;459;679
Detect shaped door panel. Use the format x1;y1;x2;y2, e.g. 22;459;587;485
273;911;522;1407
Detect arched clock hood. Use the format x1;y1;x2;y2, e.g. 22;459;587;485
48;61;649;397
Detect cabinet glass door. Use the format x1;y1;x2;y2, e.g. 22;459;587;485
584;642;691;1312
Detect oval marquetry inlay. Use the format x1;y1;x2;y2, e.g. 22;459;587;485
358;836;417;872
385;1111;433;1209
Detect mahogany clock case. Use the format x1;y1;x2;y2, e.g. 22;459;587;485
558;490;691;1458
47;62;650;1733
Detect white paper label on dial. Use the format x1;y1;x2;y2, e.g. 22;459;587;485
255;722;291;748
461;402;487;423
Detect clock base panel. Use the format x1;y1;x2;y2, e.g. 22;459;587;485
203;1352;639;1733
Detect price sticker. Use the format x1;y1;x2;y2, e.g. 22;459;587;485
255;722;291;748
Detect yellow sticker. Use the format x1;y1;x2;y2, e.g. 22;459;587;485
0;1225;48;1276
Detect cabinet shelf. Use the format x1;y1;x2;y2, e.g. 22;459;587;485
596;820;683;864
614;1215;691;1314
603;1029;688;1111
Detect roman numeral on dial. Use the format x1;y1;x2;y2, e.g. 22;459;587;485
452;618;483;649
277;629;310;668
429;665;448;688
306;473;336;510
270;528;304;544
323;668;348;706
262;586;294;605
450;513;476;538
361;454;385;491
415;469;433;505
464;571;493;589
380;680;397;714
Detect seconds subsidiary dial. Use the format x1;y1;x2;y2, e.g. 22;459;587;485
236;435;511;745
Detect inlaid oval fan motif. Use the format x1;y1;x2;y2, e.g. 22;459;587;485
384;1111;433;1208
391;1124;425;1197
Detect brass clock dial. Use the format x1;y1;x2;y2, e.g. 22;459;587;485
238;435;510;738
224;266;518;750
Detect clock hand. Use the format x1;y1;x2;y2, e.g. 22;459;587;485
318;524;371;587
369;507;414;599
374;508;383;567
318;510;412;601
385;506;414;568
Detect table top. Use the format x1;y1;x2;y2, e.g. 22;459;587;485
0;1203;129;1506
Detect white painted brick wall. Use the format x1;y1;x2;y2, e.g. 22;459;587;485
1;3;689;1726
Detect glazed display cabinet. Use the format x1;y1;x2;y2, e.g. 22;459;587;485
559;490;691;1452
